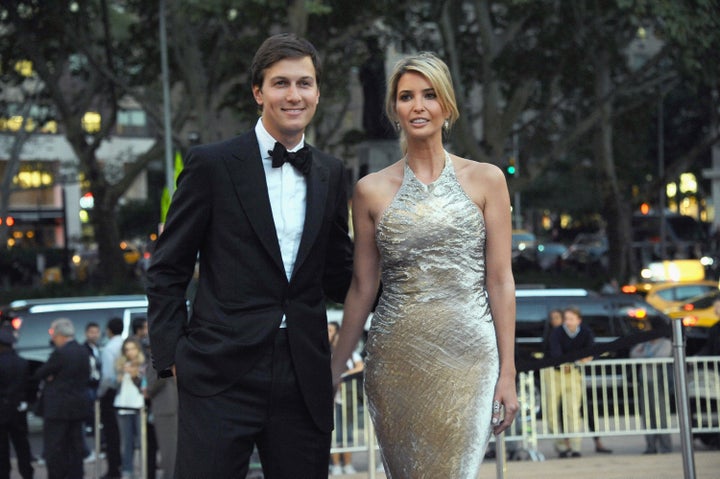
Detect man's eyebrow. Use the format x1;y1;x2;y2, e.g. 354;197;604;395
268;75;315;82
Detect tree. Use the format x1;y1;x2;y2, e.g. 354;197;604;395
4;0;717;287
381;0;720;281
2;0;397;286
0;1;167;286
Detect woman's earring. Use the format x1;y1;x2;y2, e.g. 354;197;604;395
394;121;401;132
443;119;449;131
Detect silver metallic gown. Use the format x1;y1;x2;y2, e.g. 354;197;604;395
365;154;499;479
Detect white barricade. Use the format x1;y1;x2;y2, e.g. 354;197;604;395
329;356;720;476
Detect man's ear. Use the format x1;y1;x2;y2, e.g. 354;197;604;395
252;85;263;106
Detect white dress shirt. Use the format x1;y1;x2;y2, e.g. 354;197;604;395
254;118;308;327
98;334;123;397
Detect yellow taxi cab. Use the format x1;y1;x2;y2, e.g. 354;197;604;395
120;241;141;265
666;289;720;329
621;259;719;312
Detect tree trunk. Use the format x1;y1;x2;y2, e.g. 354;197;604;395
0;128;31;245
594;50;635;282
88;178;126;287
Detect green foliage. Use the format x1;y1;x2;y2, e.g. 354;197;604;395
2;0;719;285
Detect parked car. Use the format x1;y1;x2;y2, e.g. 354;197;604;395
621;279;719;313
632;212;708;264
515;288;670;362
688;359;720;447
0;295;148;369
512;230;538;268
562;233;608;270
536;242;567;271
665;289;720;354
515;287;672;416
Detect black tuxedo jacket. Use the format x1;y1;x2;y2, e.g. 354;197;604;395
33;340;91;421
0;349;29;421
146;131;353;432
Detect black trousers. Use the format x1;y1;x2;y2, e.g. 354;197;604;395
146;415;158;479
176;330;331;479
0;410;34;479
43;418;84;479
100;389;121;477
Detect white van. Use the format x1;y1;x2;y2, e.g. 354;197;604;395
1;295;148;365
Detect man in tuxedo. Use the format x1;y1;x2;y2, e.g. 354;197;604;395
146;33;353;479
33;318;91;479
0;324;34;479
98;318;123;479
81;322;101;462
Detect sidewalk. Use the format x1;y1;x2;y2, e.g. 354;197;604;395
348;448;720;479
10;434;720;478
338;433;720;479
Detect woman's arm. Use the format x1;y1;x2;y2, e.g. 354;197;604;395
480;163;519;434
330;179;381;388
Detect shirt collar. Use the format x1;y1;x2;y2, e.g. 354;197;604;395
562;324;581;339
254;117;305;160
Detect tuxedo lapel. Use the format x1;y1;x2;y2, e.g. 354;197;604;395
223;133;285;274
291;147;329;281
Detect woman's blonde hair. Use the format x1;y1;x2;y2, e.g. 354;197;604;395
384;52;460;154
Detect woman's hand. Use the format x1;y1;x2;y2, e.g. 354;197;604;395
491;373;519;435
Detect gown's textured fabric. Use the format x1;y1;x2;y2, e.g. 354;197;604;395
365;154;499;479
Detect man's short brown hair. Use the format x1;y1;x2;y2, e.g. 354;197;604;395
251;33;322;89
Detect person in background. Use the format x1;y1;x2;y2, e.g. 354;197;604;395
630;331;673;454
129;316;156;475
83;322;102;462
144;340;177;479
542;309;563;356
115;337;147;479
543;309;609;455
130;318;149;353
327;321;363;475
0;324;34;479
539;308;564;455
33;318;90;479
99;318;124;479
146;32;353;479
548;307;594;458
697;299;720;357
693;298;720;448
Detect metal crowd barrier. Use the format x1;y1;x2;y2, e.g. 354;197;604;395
329;356;720;478
88;402;148;479
72;357;717;479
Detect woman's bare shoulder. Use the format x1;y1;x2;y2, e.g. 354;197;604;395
451;155;508;207
353;160;405;220
354;160;405;198
452;155;504;182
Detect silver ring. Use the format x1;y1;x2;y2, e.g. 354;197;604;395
493;400;501;412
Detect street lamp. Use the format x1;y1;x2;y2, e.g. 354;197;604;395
658;94;667;259
160;0;174;198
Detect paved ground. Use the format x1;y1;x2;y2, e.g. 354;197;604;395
9;433;720;478
339;433;720;479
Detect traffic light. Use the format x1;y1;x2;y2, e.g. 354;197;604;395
506;157;516;177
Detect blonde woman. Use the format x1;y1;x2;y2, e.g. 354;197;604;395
115;337;146;478
331;52;518;477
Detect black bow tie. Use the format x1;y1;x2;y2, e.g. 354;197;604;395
268;142;311;175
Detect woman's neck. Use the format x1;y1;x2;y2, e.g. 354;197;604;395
405;145;447;182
